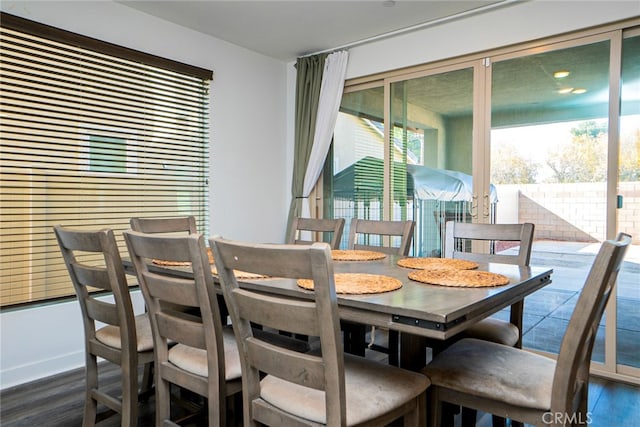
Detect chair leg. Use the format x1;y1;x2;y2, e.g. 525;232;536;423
492;414;507;427
83;355;99;427
426;388;441;427
140;362;154;401
342;321;366;356
388;330;399;366
156;377;172;426
402;397;420;427
121;362;138;427
441;403;456;427
461;407;477;427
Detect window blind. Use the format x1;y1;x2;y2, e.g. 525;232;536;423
1;14;212;307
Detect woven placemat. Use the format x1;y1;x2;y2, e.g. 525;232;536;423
152;248;214;266
397;257;478;270
210;265;269;279
331;250;386;261
297;273;402;294
408;269;510;288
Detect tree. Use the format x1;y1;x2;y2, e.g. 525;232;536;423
619;128;640;182
491;143;539;184
546;120;607;183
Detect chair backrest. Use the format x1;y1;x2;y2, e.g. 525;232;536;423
54;225;138;359
129;215;198;235
287;217;345;249
552;233;630;416
123;230;229;416
209;237;347;426
444;221;535;266
347;218;415;255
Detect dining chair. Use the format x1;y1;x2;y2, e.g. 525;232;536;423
344;218;415;365
54;225;155;427
124;230;242;427
439;221;535;426
287;216;346;249
444;221;535;349
423;232;631;427
347;218;415;256
209;237;430;426
129;215;198;235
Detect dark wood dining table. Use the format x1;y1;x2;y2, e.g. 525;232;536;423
126;253;552;371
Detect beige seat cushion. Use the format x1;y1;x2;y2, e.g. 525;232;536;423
167;327;241;381
259;353;430;425
95;313;154;352
423;338;555;410
460;318;519;346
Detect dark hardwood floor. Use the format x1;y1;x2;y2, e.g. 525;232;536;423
1;356;639;426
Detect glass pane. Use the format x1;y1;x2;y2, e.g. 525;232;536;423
617;33;640;369
332;86;385;248
489;41;611;360
390;68;475;257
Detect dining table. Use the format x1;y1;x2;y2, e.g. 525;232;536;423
125;251;552;371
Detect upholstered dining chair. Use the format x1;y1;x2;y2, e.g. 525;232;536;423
209;237;430;426
344;218;415;365
444;221;535;349
129;215;198;235
423;232;631;427
54;225;154;427
439;221;535;426
124;230;242;427
287;216;346;249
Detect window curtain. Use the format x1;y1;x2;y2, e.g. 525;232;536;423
286;50;349;237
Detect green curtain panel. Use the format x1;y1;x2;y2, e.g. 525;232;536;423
286;53;328;235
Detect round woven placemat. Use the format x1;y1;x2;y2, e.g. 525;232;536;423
210;265;268;279
408;269;509;288
331;250;386;261
297;273;402;294
397;257;478;270
152;248;214;266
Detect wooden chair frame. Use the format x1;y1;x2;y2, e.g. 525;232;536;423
444;221;535;349
287;217;345;249
210;237;429;426
54;225;154;427
129;215;198;235
347;218;415;256
425;233;631;427
124;230;242;427
345;218;415;364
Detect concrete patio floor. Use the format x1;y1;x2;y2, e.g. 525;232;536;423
501;240;640;368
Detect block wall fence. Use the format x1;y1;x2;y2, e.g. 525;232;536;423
506;182;639;244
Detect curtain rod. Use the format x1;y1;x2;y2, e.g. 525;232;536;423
302;0;526;58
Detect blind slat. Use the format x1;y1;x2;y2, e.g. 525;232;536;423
1;21;210;308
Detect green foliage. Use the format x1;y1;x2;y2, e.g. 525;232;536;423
619;129;640;181
491;143;539;184
547;120;607;183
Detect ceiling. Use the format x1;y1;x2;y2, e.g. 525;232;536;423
119;0;508;61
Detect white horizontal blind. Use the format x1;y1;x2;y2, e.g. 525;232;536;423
1;17;211;306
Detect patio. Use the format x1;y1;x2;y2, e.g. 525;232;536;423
500;240;640;368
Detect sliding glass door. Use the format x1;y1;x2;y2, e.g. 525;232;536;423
328;20;639;382
488;33;639;377
615;30;640;376
388;65;478;257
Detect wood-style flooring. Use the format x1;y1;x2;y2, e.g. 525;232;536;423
2;355;639;427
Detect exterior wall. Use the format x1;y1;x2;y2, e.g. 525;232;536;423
496;182;640;244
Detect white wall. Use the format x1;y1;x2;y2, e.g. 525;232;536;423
2;0;638;389
0;0;290;389
343;1;640;79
